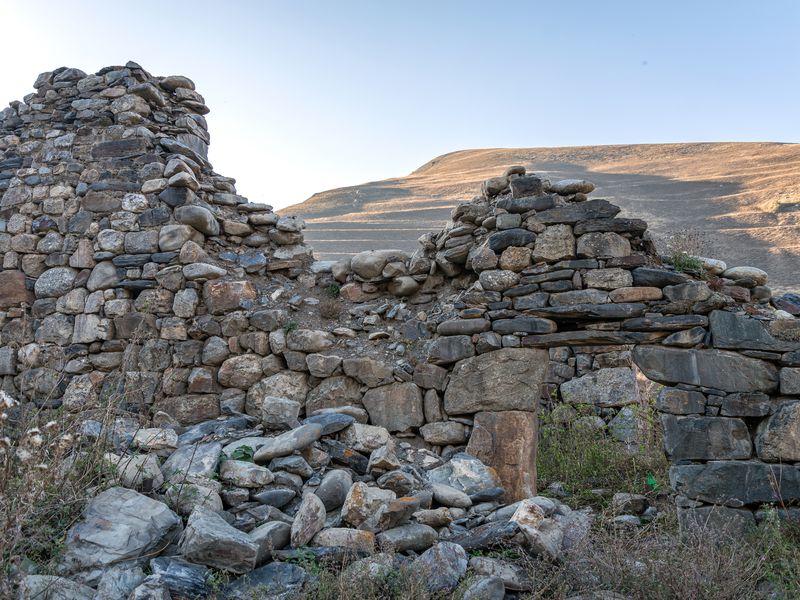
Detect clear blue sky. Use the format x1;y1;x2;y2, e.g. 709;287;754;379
3;1;798;208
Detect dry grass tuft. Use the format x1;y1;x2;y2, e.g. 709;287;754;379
319;298;343;320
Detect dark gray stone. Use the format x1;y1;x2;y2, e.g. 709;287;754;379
223;562;307;599
720;392;772;417
427;335;475;365
91;139;150;159
573;218;648;235
523;330;667;347
710;310;800;352
303;413;355;435
632;267;690;287
414;542;468;593
532;199;621;224
670;461;800;506
491;317;557;334
656;388;706;415
496;195;554;213
150;557;209;599
633;346;779;393
437;318;491;335
487;228;536;252
448;520;519;550
527;303;646;320
159;186;197;208
662;415;752;460
677;505;756;537
509;176;547;198
623;315;708;331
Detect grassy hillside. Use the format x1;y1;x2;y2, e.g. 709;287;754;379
285;143;800;292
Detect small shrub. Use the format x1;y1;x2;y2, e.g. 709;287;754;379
671;251;705;275
283;320;299;334
319;298;342;320
228;445;254;463
325;283;341;298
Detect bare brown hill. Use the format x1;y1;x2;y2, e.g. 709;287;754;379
285;143;800;292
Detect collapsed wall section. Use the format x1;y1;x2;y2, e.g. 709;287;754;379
1;63;799;533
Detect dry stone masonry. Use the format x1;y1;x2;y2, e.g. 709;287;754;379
1;63;799;597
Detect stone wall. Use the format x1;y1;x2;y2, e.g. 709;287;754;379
2;62;800;539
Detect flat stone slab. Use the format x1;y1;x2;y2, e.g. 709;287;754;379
531;199;621;224
443;348;548;414
522;330;667;347
633;346;779;393
622;315;708;331
526;303;646;320
710;310;800;352
670;461;800;507
662;415;752;460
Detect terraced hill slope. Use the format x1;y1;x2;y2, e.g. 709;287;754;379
285;143;800;292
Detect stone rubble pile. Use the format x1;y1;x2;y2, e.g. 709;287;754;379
1;63;799;598
22;413;591;598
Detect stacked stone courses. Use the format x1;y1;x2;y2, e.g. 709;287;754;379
2;63;800;594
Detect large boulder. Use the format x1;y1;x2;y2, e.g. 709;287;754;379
633;346;779;393
34;266;77;298
443;348;548;414
466;411;537;501
61;488;181;579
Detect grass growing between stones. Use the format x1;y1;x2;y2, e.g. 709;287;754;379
0;393;118;595
288;511;800;600
529;509;800;599
536;404;670;510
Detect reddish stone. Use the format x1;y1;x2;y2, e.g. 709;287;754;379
203;279;256;314
0;271;32;308
339;282;379;303
721;285;751;303
466;410;537;502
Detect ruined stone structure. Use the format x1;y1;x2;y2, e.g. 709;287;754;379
2;63;799;596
